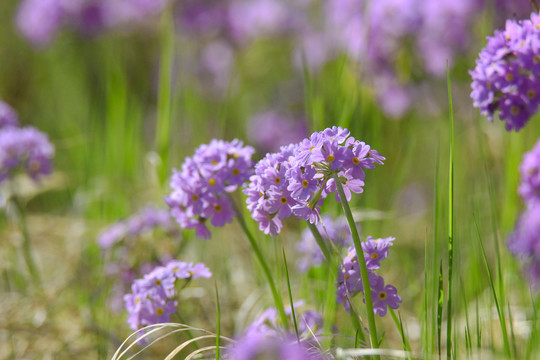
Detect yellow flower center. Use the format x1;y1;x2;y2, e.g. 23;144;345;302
527;90;536;99
378;292;387;300
192;194;199;201
327;154;335;162
156;307;164;316
535;55;540;64
275;177;281;184
309;146;315;152
155;280;161;286
302;180;309;188
505;73;514;82
353;157;360;165
209;178;216;186
214;204;222;212
28;159;41;173
232;168;240;175
371;253;378;259
211;160;218;165
280;197;288;204
511;106;520;115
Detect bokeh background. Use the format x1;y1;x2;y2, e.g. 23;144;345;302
1;0;540;358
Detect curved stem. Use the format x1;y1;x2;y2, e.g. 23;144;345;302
332;173;379;352
228;195;289;330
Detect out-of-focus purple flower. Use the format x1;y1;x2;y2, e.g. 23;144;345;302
323;0;481;117
336;237;400;315
227;0;303;44
247;111;307;154
508;206;540;287
0;101;19;129
124;260;211;330
16;0;65;47
470;13;540;131
227;331;324;360
200;41;235;91
246;300;323;340
167;139;254;240
245;127;383;236
98;205;178;249
295;215;354;272
519;139;540;207
0;126;54;184
16;0;173;47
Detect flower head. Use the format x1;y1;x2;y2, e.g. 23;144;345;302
508;206;540;288
124;260;211;330
0;126;54;184
167;139;254;239
98;205;178;249
470;13;540;131
519;139;540;208
245;127;383;235
336;236;400;315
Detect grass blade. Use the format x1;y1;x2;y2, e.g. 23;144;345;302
283;248;300;341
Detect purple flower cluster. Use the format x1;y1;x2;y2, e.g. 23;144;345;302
226;331;324;360
295;215;354;272
166;139;254;240
98;205;179;249
0;103;54;184
336;236;401;316
124;260;211;330
244;127;383;236
470;13;540;131
519;139;540;207
228;301;325;360
509;139;540;287
16;0;171;46
323;0;482;117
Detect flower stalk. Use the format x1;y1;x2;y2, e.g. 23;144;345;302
332;172;379;351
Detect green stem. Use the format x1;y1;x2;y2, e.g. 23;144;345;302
306;221;333;262
228;195;289;330
446;66;454;360
332;173;379;352
156;5;175;184
11;195;41;286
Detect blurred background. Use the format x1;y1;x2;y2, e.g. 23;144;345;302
1;0;540;358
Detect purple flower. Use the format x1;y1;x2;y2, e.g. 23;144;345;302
227;331;323;360
0;126;54;184
361;236;395;270
245;127;383;235
167;139;254;239
369;273;402;317
124;260;211;330
519;139;540;207
0;101;19;129
508;206;540;288
16;0;65;47
470;13;540;131
97;205;178;249
336;237;400;315
246;301;323;339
